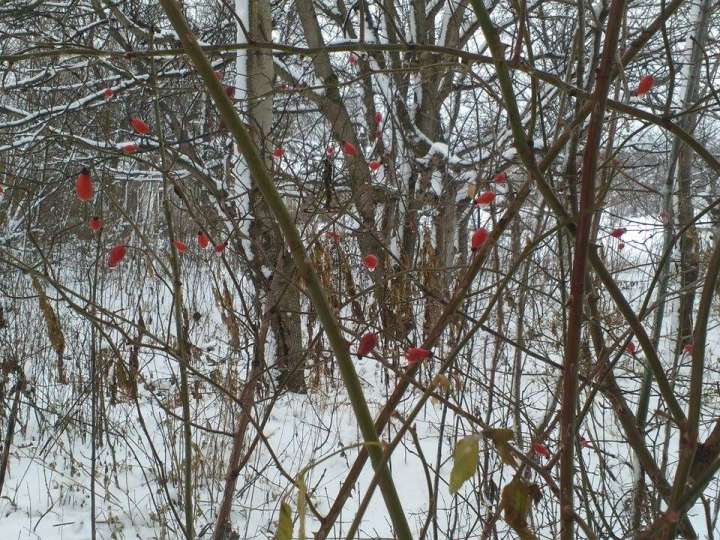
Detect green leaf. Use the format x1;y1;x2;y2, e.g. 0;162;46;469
449;434;480;494
298;473;307;540
274;499;293;540
501;478;542;540
484;428;519;469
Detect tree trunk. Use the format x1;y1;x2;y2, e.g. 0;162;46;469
673;0;711;352
245;0;306;393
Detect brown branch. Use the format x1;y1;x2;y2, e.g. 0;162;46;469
558;0;627;535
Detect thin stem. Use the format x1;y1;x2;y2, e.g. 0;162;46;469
149;36;194;540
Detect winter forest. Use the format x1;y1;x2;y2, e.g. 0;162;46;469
3;0;720;538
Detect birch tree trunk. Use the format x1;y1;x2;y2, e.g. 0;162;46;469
244;0;307;393
671;0;710;354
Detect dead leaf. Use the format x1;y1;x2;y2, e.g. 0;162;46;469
484;428;519;469
501;478;542;540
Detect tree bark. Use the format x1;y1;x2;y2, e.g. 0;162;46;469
245;0;306;393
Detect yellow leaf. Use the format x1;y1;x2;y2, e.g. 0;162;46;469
449;434;480;494
274;500;293;540
433;373;451;393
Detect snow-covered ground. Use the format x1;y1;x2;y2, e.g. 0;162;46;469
2;214;720;539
